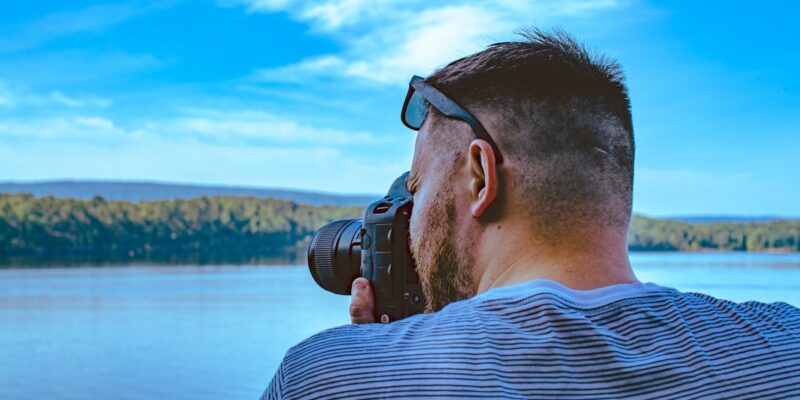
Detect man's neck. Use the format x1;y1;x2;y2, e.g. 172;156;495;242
474;221;637;294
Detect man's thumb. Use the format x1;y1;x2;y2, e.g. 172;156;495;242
350;278;375;324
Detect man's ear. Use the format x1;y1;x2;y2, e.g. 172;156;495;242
467;139;498;217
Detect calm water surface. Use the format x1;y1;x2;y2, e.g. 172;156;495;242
1;252;799;400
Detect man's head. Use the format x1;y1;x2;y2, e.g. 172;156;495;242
406;29;635;312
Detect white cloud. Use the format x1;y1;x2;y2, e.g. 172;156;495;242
171;109;381;145
73;116;117;130
0;4;147;54
555;0;621;15
228;0;382;30
238;0;623;85
50;91;82;107
49;91;112;108
345;5;509;84
0;115;132;141
0;2;185;56
299;0;380;31
252;55;347;83
0;106;412;193
0;82;112;110
228;0;296;13
0;135;408;194
0;107;386;147
0;82;13;107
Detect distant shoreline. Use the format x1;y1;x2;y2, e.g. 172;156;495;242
631;248;800;254
2;193;798;265
2;249;799;270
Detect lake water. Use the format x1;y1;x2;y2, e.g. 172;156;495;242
1;252;799;400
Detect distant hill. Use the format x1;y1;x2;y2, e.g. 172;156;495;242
0;194;798;263
0;180;377;207
664;216;794;224
629;215;799;252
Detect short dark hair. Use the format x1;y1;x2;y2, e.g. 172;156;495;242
427;28;634;229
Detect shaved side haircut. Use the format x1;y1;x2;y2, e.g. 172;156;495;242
427;28;634;232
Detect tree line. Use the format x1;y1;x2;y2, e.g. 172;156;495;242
0;194;798;260
0;193;361;259
629;215;799;252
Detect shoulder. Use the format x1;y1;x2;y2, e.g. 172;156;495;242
668;289;800;334
289;297;483;357
285;305;456;364
276;301;480;399
681;290;800;315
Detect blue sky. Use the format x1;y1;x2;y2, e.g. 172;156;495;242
0;0;797;217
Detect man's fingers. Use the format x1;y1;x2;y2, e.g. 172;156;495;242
350;278;376;324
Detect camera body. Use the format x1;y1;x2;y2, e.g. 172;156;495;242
360;173;426;322
307;172;426;322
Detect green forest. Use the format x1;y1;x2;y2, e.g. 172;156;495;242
0;193;798;263
0;193;361;262
629;215;799;252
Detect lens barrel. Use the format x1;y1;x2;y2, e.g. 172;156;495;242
307;219;362;295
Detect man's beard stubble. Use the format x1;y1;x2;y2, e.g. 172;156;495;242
410;183;476;313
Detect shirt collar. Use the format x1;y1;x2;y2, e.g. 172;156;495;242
472;279;670;307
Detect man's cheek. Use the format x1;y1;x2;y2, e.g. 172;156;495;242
408;204;422;253
408;191;427;247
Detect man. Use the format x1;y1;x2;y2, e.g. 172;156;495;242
263;29;800;399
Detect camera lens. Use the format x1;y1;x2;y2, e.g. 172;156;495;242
307;219;362;295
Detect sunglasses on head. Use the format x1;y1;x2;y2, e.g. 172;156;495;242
401;75;503;163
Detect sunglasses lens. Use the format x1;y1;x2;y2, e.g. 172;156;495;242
404;90;429;129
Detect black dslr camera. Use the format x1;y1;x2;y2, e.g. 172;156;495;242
307;172;426;323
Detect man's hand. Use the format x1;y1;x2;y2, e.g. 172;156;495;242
350;277;376;324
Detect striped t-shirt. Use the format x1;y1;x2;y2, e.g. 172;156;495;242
262;279;800;399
